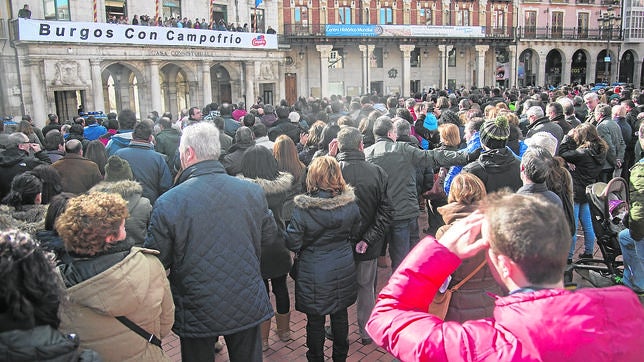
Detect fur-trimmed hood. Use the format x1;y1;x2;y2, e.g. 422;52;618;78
0;204;48;236
293;186;355;210
237;172;294;195
90;180;144;200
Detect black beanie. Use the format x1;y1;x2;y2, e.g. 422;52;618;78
479;116;510;149
105;155;133;182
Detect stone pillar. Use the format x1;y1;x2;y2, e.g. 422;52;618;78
475;45;489;89
399;44;415;96
536;52;547;87
588;60;597;84
277;60;286;102
359;45;369;94
316;45;333;98
633;61;642;88
148;60;162;114
201;60;212;106
562;57;572;86
89;59;105;113
27;60;45;126
508;47;516;88
244;61;256;106
438;45;451;89
188;81;199;106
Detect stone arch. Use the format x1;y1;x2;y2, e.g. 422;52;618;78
571;49;590;85
545;48;564;87
101;62;146;116
519;49;538;87
160;63;193;118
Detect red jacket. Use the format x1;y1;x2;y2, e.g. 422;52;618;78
366;237;644;361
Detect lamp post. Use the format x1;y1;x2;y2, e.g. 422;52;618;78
600;6;621;84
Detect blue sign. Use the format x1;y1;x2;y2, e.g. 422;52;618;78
325;24;379;37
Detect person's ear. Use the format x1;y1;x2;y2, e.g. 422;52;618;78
34;193;42;205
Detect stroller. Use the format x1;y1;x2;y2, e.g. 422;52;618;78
568;177;626;287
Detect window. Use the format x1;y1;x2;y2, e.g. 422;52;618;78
411;48;421;67
448;48;456;67
293;6;308;34
552;11;563;38
163;0;181;20
578;12;589;38
420;7;432;25
456;10;470;26
338;7;352;24
524;10;536;37
329;48;344;68
379;8;393;24
44;0;71;21
251;8;264;32
493;9;505;28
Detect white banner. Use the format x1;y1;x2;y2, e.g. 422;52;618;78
17;18;278;50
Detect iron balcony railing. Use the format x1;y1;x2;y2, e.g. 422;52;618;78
516;26;622;41
282;24;515;38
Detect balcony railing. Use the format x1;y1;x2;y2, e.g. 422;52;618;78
517;26;622;40
576;0;595;4
283;24;515;39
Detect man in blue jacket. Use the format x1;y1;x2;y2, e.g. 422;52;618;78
145;122;278;361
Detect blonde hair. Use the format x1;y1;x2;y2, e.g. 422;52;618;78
439;123;461;147
448;173;487;204
306;156;347;196
55;192;128;256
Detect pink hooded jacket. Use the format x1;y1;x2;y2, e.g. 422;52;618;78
366;237;644;361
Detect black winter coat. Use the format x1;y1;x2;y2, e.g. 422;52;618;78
0;147;51;200
337;150;393;261
238;172;294;279
145;159;276;337
558;135;607;203
462;148;522;193
286;188;360;315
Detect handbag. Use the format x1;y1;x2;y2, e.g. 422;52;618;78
423;167;447;201
428;260;487;320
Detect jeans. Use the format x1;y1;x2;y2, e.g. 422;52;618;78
306;309;349;362
264;274;290;314
388;217;420;271
180;324;262;362
355;259;377;340
570;202;595;258
618;229;644;291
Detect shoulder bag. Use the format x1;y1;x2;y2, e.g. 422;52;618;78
428;260;487;320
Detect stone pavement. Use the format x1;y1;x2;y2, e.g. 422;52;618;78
162;210;601;361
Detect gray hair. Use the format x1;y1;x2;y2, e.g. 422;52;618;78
336;126;362;152
526;106;544;118
393;117;411;137
583;92;599;103
8;132;29;147
373;116;394;137
524;132;558;156
557;97;575;116
521;146;554;184
180;122;221;161
595;103;611;118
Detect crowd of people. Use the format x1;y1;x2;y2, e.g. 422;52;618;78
107;13;269;33
1;83;644;361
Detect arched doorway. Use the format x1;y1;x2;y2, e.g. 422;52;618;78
102;63;142;117
595;49;615;84
519;50;536;87
570;50;587;85
211;64;232;103
545;50;563;86
619;50;636;84
160;63;191;118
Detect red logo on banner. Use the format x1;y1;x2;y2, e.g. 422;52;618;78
252;35;267;46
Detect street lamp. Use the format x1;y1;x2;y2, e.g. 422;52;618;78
600;6;621;84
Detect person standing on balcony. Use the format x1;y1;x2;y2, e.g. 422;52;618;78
18;4;31;19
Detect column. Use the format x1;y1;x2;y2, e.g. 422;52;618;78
244;61;256;106
438;45;452;89
633;61;642;89
90;59;105;113
508;47;516;88
536;52;546;87
588;60;597;84
359;45;369;94
277;60;286;103
28;60;45;126
475;45;489;89
562;57;572;87
316;45;333;98
201;60;212;106
148;60;162;113
188;81;199;106
399;44;415;96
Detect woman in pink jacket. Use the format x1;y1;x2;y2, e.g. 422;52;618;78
366;192;644;362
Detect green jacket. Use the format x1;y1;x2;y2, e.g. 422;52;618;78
629;160;644;239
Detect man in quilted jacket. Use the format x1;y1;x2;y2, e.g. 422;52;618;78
145;122;279;361
367;192;644;361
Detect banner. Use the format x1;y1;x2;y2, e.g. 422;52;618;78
17;18;278;49
325;24;485;38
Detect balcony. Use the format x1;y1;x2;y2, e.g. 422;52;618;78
576;0;595;3
283;23;514;40
517;26;622;40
